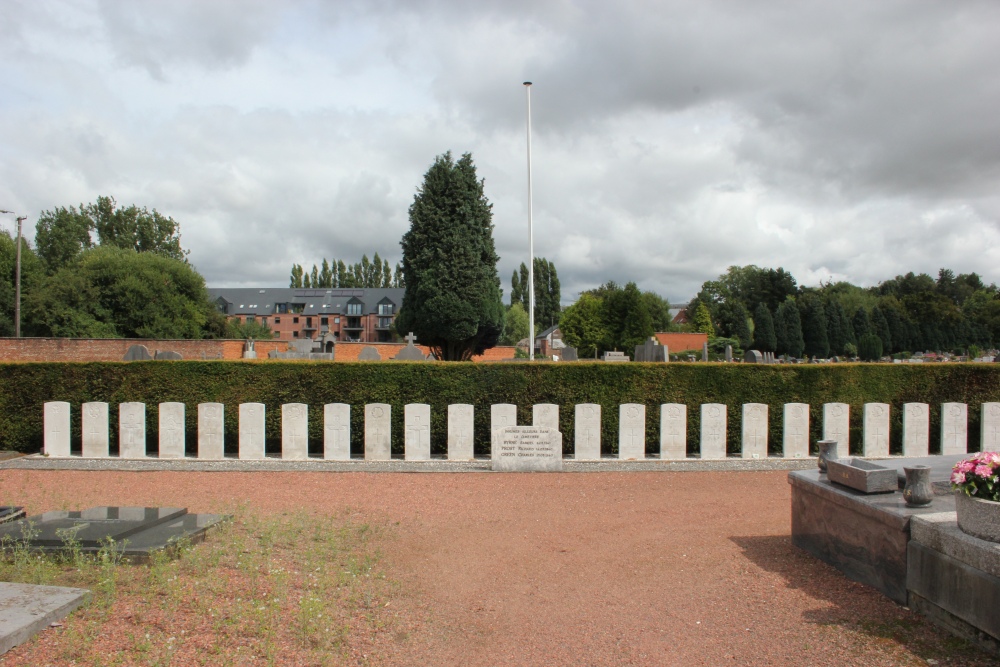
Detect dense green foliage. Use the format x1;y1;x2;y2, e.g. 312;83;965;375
4;362;1000;458
510;257;561;329
751;303;776;352
396;152;504;360
0;231;45;336
499;302;529;346
858;333;883;362
289;253;403;289
560;282;654;358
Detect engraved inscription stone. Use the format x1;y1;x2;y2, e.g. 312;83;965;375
742;403;768;459
701;404;727;459
447;404;474;460
619;404;645;460
324;404;351;460
119;403;146;459
491;404;517;440
823;403;850;459
491;426;563;472
405;403;431;461
574;404;601;460
940;402;968;455
239;403;266;460
660;404;687;459
863;403;890;457
158;402;185;459
82;402;109;458
982;403;1000;450
365;403;391;460
902;403;929;457
198;403;225;459
783;403;809;458
533;404;559;431
282;403;309;460
44;401;71;458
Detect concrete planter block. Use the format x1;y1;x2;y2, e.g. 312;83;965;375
956;492;1000;543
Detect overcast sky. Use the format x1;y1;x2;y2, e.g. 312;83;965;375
2;1;999;303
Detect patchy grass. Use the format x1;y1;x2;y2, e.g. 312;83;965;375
0;509;403;666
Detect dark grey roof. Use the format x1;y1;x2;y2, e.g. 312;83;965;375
535;324;561;340
208;287;404;316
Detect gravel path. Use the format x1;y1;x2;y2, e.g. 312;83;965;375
0;469;995;666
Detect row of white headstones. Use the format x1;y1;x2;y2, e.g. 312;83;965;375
40;400;995;461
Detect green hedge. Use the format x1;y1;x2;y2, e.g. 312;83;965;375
3;361;1000;458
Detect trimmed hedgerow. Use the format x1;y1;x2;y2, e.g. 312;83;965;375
2;361;999;458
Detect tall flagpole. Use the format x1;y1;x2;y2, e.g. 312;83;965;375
524;81;535;360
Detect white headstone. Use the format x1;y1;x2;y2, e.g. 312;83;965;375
492;426;563;472
365;403;391;460
902;403;929;457
574;404;601;460
533;404;559;430
405;403;431;461
198;403;225;459
863;403;890;457
823;403;850;459
158;402;185;459
282;403;309;460
701;404;727;459
324;403;351;460
491;404;517;439
660;404;687;459
782;403;809;458
742;404;768;459
447;404;474;460
619;404;645;460
119;402;146;458
239;403;266;460
82;402;109;458
982;403;1000;450
941;402;968;455
43;402;71;457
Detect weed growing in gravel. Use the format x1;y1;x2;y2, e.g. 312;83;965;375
0;509;400;666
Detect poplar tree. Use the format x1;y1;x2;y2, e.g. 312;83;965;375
396;152;504;360
752;303;777;352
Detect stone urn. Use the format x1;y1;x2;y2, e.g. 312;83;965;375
902;465;933;507
816;439;838;474
955;492;1000;543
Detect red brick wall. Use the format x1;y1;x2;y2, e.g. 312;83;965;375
654;332;709;353
0;338;290;362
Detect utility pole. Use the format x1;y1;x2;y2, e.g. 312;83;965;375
0;210;24;337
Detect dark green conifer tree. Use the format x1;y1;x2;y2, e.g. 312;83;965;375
752;303;777;352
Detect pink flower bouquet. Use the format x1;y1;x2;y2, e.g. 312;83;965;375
952;452;1000;501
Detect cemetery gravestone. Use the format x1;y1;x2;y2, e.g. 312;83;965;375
982;403;1000;450
560;347;579;361
823;403;850;459
239;403;266;460
701;404;727;459
491;404;517;439
119;403;146;459
198;403;225;459
405;404;431;461
154;350;183;360
744;350;763;364
941;402;968;455
660;403;687;459
323;404;351;460
863;403;890;457
447;404;474;460
491;426;563;472
783;403;810;458
725;345;733;363
619;404;646;459
82;402;109;458
902;403;930;457
282;403;309;460
358;346;381;361
123;344;153;361
574;404;601;460
702;342;709;362
634;337;666;362
602;351;628;362
158;402;185;459
742;404;768;459
394;332;427;361
534;404;559;431
365;404;391;460
44;402;71;458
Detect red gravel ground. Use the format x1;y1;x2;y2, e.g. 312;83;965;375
1;468;998;666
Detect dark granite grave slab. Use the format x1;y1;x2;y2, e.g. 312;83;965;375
789;469;954;604
0;508;24;524
0;507;228;563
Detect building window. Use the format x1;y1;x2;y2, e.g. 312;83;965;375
261;317;267;325
246;315;256;323
293;317;299;324
378;303;394;315
321;317;328;326
293;331;299;338
306;317;312;327
274;317;281;324
378;317;393;329
347;302;362;316
334;317;340;324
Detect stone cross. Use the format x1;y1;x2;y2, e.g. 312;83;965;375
324;403;351;460
782;403;809;458
902;403;929;457
741;404;768;459
365;403;392;460
198;403;225;459
44;402;71;458
618;404;645;460
239;403;266;460
405;332;417;345
447;404;474;460
404;404;431;461
700;404;727;459
660;403;687;459
574;404;602;460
